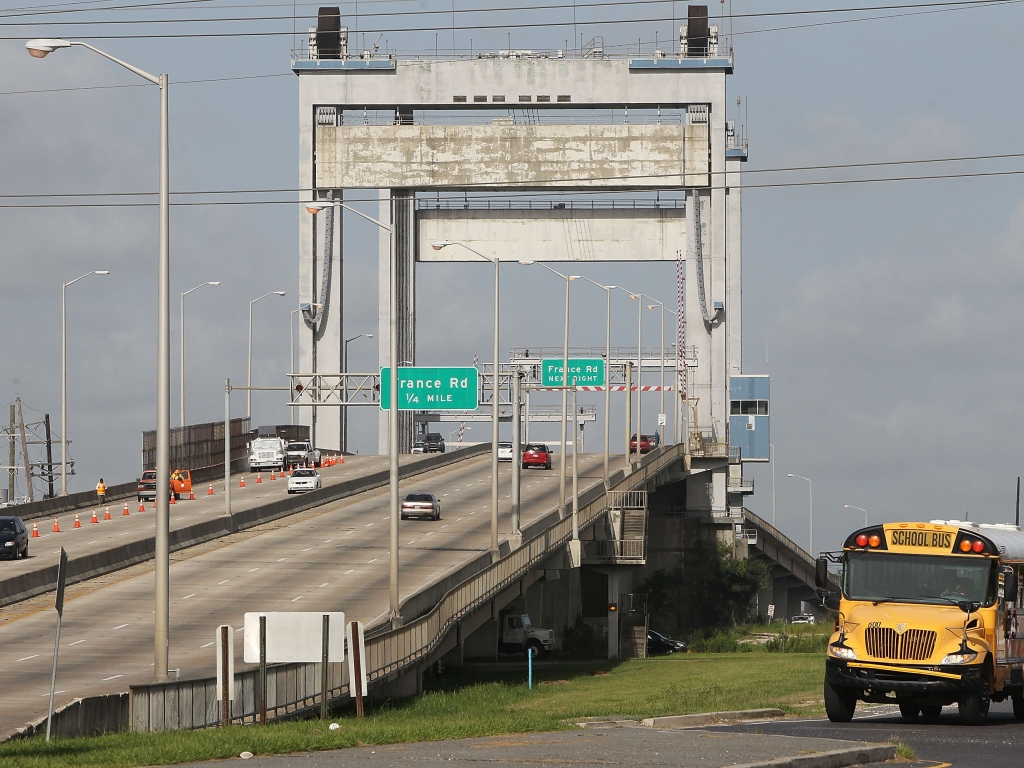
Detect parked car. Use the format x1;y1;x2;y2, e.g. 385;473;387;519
646;630;688;655
412;441;425;454
789;614;816;625
287;468;322;494
629;434;654;454
497;442;514;462
401;492;441;520
0;516;29;560
522;443;552;470
422;433;446;453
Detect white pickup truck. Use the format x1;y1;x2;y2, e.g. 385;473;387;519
284;440;321;469
499;612;556;659
248;437;286;472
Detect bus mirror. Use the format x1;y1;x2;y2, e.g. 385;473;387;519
1006;570;1019;606
815;557;829;589
957;600;981;614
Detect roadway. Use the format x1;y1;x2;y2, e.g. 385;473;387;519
0;453;610;738
702;702;1022;766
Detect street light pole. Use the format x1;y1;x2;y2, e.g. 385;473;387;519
647;300;666;442
578;277;617;486
342;333;373;453
180;282;219;428
788;473;814;556
61;271;108;496
845;504;868;528
290;308;301;426
520;261;578;516
27;35;175;681
432;240;501;560
247;291;287;419
616;288;645;464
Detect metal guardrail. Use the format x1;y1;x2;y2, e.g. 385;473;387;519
607;490;647;509
131;444;685;732
588;539;645;561
727;477;754;492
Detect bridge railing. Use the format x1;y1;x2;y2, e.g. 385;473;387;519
131;444;685;732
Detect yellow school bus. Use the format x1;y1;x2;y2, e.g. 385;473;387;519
819;520;1024;725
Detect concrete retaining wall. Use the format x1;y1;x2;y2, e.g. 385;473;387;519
7;694;129;740
0;445;489;609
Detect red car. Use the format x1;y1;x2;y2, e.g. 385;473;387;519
522;443;553;470
629;434;654;454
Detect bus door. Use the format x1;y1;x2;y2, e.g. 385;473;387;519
1001;564;1024;670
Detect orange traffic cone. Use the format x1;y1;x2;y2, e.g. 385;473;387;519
91;509;99;524
207;484;214;496
137;501;143;514
152;500;157;511
239;476;246;488
189;489;195;500
105;506;112;520
53;518;61;533
32;522;39;538
170;493;176;505
270;471;276;481
256;472;262;484
73;513;81;529
339;454;344;464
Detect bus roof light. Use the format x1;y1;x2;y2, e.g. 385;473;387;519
856;534;868;547
972;540;985;553
868;535;881;548
960;539;973;552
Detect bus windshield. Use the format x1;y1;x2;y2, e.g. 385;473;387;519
844;551;997;607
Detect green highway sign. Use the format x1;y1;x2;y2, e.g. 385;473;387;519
541;358;606;387
380;367;479;410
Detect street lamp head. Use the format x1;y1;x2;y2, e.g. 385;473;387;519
647;304;657;310
431;240;453;251
274;291;286;296
518;259;535;265
367;334;374;338
568;275;580;280
305;203;329;214
26;38;72;58
787;473;795;477
95;271;110;276
606;285;618;289
208;281;221;286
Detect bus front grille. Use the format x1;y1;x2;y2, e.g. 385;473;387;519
864;627;936;660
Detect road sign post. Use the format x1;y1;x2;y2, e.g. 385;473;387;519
346;620;367;718
540;358;605;388
46;547;68;742
380;367;479;410
217;624;234;727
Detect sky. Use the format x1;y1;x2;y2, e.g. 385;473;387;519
2;0;1024;556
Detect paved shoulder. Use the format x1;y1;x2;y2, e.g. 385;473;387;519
177;728;893;768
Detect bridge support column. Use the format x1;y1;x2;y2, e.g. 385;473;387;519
378;188;416;455
607;570;621;659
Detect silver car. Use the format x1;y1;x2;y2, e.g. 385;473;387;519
287;468;322;494
401;492;441;521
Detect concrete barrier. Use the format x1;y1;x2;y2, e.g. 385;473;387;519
0;445;490;609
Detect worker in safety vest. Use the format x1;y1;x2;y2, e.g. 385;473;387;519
96;478;107;504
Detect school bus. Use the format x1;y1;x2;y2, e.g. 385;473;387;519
818;520;1024;725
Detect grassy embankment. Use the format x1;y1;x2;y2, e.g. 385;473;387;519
0;652;826;768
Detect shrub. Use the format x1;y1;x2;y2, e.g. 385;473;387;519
559;616;606;658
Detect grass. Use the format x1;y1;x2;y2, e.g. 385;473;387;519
891;741;917;760
0;654;826;768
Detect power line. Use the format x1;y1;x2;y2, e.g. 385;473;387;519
0;71;290;96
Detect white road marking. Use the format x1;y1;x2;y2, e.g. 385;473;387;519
324;539;332;543
425;532;434;536
102;675;123;681
407;540;416;545
277;557;287;561
249;568;260;572
318;583;328;588
441;525;449;528
183;594;196;600
365;523;373;527
457;518;463;521
345;531;354;535
68;640;86;646
344;569;354;575
201;641;215;649
302;547;312;552
292;596;303;602
217;580;229;585
367;558;377;563
18;655;39;662
113;624;128;630
40;691;66;696
88;540;98;545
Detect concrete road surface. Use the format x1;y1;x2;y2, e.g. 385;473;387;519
0;454;609;738
177;726;893;768
703;701;1024;767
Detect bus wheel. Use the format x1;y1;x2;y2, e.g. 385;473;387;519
898;703;920;719
824;678;856;722
958;690;990;726
920;705;942;720
1012;694;1024;722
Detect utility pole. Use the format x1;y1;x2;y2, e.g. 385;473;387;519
8;405;14;503
44;414;55;499
16;398;33;503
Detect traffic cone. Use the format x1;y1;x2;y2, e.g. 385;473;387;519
270;471;276;481
32;522;39;538
189;490;195;500
105;506;112;520
53;518;61;533
73;513;81;529
339;454;344;464
207;484;214;496
170;493;176;505
256;472;262;484
137;501;143;514
239;476;246;488
91;509;99;524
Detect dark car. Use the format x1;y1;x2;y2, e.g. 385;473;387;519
0;516;29;560
522;443;552;470
422;433;446;453
401;492;441;521
646;630;687;655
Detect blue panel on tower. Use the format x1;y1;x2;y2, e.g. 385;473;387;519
730;375;770;461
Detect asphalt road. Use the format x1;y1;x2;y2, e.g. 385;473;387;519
0;454;609;738
0;455;396;576
703;701;1024;767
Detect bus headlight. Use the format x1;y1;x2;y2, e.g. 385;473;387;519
828;643;857;660
942;651;978;665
